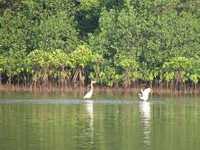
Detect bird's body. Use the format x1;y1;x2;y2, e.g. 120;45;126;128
139;88;151;101
83;81;96;99
84;90;93;99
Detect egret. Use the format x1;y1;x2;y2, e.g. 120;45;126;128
139;87;151;101
83;81;96;99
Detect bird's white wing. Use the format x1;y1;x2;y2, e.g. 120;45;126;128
144;88;151;94
143;88;151;100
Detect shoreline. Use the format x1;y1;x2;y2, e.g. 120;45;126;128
0;84;199;95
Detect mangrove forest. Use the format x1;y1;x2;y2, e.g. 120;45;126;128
0;0;200;93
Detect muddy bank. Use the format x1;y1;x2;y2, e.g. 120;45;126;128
0;84;199;95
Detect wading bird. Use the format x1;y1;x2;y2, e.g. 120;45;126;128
139;88;151;101
83;81;96;99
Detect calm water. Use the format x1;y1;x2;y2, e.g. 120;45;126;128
0;93;200;150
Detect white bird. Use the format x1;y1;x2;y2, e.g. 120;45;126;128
83;81;96;99
139;88;151;101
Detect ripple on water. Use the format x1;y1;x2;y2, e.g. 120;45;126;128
0;99;141;105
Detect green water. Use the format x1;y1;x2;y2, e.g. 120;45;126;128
0;93;200;150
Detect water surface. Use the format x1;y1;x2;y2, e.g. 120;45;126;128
0;93;200;150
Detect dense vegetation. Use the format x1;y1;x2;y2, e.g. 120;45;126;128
0;0;200;92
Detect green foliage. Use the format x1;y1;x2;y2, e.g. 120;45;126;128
0;54;3;68
71;45;93;68
0;9;29;53
70;44;103;85
0;49;26;84
37;11;78;52
79;0;100;10
25;49;72;85
100;62;118;87
26;49;50;71
0;0;200;88
162;57;191;72
162;57;193;83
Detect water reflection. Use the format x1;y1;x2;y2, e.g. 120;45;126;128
0;95;200;150
140;101;151;149
84;100;94;144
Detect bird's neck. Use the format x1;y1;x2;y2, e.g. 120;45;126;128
91;82;93;91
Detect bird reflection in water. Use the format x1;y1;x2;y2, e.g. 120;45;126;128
85;100;94;144
140;101;151;149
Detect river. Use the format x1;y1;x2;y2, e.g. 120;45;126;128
0;93;200;150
